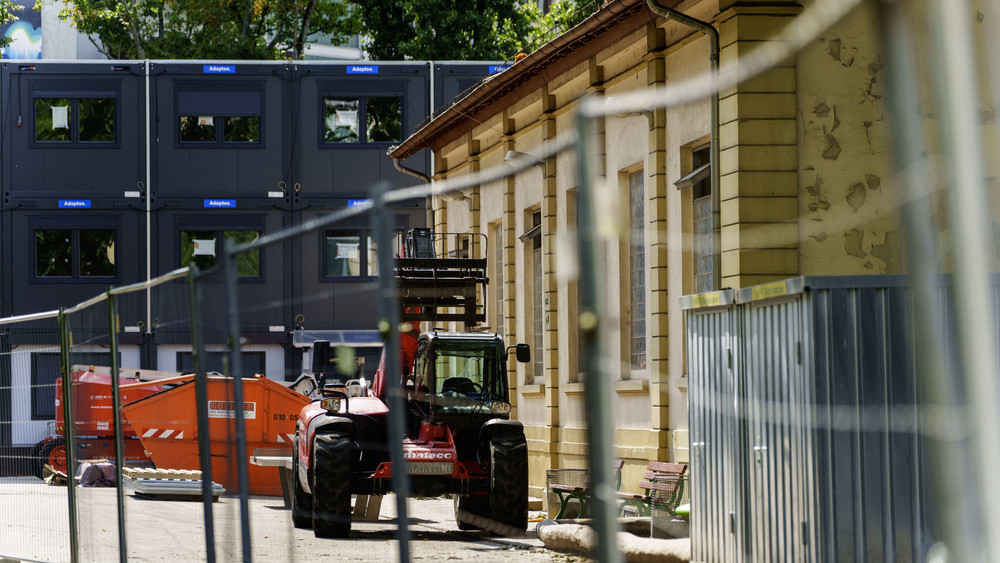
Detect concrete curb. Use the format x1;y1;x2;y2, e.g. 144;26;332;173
536;520;690;563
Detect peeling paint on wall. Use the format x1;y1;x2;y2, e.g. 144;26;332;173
827;38;841;61
844;228;866;258
866;174;880;190
822;132;841;160
805;175;830;215
824;37;857;67
800;6;899;276
870;230;901;270
847;182;866;211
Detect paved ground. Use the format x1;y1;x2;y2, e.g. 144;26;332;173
0;477;588;563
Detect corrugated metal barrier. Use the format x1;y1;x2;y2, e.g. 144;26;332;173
683;276;942;563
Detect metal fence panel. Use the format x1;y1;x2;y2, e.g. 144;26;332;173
686;276;938;563
0;317;69;562
682;291;739;563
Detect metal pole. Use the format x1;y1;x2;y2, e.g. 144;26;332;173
373;180;412;561
187;268;217;563
924;0;1000;559
575;107;621;563
873;2;980;560
58;309;80;563
144;60;152;331
222;239;253;562
106;292;128;563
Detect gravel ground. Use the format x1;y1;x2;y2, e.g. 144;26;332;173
0;477;586;563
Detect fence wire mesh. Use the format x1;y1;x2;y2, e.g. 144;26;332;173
0;316;68;562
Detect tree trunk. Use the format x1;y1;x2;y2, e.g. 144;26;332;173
126;0;145;59
296;0;320;59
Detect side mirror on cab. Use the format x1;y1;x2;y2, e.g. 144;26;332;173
312;340;332;375
514;343;530;363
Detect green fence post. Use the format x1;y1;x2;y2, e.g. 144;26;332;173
576;106;621;563
222;237;253;562
188;267;218;563
58;308;80;563
373;180;411;561
107;291;128;563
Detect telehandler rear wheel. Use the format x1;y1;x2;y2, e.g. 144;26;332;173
312;432;353;538
454;492;490;530
488;433;528;534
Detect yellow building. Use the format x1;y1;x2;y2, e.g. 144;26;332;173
388;0;909;504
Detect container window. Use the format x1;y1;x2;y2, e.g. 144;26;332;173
35;228;116;279
176;82;262;145
322;95;401;145
180;229;260;276
324;98;360;143
325;229;377;278
36;97;116;144
367;97;402;142
78;98;115;142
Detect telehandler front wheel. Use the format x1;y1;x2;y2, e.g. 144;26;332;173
312;432;353;538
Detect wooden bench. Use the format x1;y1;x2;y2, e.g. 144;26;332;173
616;461;687;518
550;459;624;519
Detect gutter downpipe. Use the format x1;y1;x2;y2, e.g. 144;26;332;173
646;0;721;290
389;148;435;227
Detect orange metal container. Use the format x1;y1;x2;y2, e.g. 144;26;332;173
55;369;166;436
121;374;309;496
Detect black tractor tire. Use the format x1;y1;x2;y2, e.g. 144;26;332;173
291;438;313;529
29;440;46;479
454;492;490;531
312;432;353;538
488;433;529;534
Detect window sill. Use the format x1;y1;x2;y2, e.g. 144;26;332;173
564;382;586;396
520;383;545;396
615;379;649;395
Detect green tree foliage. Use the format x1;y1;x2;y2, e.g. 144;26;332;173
35;0;598;61
506;0;598;56
0;0;23;48
352;0;598;61
35;0;360;60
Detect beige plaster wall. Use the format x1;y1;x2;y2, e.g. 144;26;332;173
796;2;901;275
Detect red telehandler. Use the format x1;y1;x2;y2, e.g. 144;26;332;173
291;229;531;538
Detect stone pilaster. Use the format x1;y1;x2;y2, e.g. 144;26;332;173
717;2;802;288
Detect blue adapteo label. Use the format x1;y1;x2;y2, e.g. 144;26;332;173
348;199;372;207
203;64;236;74
347;65;378;75
59;200;91;209
488;65;510;74
204;199;236;208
